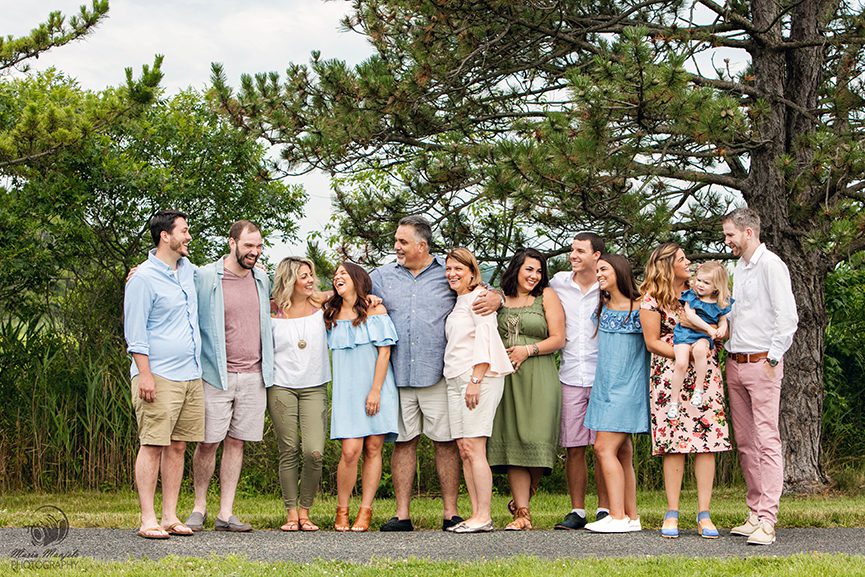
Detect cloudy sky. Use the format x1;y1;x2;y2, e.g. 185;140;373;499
4;0;374;260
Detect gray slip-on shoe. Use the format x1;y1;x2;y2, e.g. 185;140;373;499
214;515;252;532
184;511;207;532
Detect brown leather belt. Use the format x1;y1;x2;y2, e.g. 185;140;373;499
728;352;768;363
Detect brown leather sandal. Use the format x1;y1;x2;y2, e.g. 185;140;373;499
350;506;373;532
505;507;532;531
298;517;319;532
334;506;350;532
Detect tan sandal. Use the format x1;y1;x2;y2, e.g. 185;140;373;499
280;519;299;532
350;506;372;532
334;506;350;532
505;507;532;531
299;517;319;532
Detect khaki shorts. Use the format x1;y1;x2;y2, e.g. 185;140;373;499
132;375;204;446
397;377;453;443
446;374;505;439
203;372;267;443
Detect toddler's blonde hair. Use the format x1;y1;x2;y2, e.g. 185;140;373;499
694;261;731;309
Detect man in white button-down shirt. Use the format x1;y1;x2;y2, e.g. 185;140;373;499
551;232;610;530
722;207;799;546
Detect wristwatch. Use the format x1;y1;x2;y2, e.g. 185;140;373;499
768;358;779;367
470;376;482;385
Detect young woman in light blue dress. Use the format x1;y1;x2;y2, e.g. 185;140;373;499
323;262;399;532
584;253;649;534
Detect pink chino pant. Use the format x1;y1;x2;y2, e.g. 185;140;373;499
726;359;783;525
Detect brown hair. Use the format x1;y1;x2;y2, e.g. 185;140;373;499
640;242;686;312
594;253;640;335
228;220;260;240
721;207;761;236
323;262;371;328
445;247;482;292
694;261;732;309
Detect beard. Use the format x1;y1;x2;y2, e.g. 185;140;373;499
169;237;188;256
235;246;258;270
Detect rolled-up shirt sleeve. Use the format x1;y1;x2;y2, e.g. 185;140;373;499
766;259;799;360
124;274;154;356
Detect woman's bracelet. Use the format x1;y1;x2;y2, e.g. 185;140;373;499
525;344;540;357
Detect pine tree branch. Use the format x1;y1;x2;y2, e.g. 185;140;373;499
629;162;745;190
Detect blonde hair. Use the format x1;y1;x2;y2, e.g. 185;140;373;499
272;256;317;312
445;247;482;291
640;242;685;312
694;261;731;309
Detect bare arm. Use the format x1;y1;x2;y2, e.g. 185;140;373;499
131;353;156;403
682;303;715;336
465;362;490;410
471;287;503;316
640;308;674;360
506;288;566;369
367;345;390;416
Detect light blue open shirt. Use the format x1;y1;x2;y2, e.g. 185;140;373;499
195;257;274;391
370;256;455;388
124;250;201;380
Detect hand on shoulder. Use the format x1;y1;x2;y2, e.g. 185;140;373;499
368;303;388;316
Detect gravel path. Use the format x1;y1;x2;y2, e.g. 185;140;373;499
2;527;865;562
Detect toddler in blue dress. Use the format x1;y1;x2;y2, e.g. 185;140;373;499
668;261;734;419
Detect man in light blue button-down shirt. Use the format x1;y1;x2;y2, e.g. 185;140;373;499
124;210;204;539
372;215;500;532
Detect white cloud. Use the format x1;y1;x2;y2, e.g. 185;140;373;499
3;0;374;260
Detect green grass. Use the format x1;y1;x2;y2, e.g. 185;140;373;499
2;488;864;530
2;554;865;576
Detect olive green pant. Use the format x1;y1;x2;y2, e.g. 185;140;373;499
267;385;327;510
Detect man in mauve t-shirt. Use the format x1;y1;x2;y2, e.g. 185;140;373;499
184;220;274;533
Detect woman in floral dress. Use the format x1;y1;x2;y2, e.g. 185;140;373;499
639;242;731;539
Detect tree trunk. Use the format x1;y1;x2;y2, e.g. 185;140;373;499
746;0;829;493
777;241;830;492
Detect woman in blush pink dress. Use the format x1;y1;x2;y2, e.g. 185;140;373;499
639;242;731;540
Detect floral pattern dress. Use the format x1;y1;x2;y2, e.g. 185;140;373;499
641;294;731;455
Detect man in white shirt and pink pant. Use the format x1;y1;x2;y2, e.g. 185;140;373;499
722;207;799;546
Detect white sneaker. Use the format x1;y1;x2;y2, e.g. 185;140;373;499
730;512;760;536
746;520;776;545
628;517;641;532
666;402;680;420
691;390;703;407
585;515;631;533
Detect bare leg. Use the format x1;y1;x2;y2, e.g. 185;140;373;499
594;447;610;510
663;454;685;531
359;436;385;508
508;466;532;509
217;436;244;521
691;339;711;396
135;445;162;530
191;442;219;515
565;446;588;509
670;344;692;405
159;440;187;525
594;432;627;519
434;440;461;520
390;438;418;519
618;437;637;519
337;438;363;508
462;437;492;524
695;452;717;531
456;439;478;516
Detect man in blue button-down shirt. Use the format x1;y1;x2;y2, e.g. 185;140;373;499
372;215;500;532
124;210;204;539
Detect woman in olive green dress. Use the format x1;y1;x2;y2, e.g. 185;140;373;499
488;248;565;530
